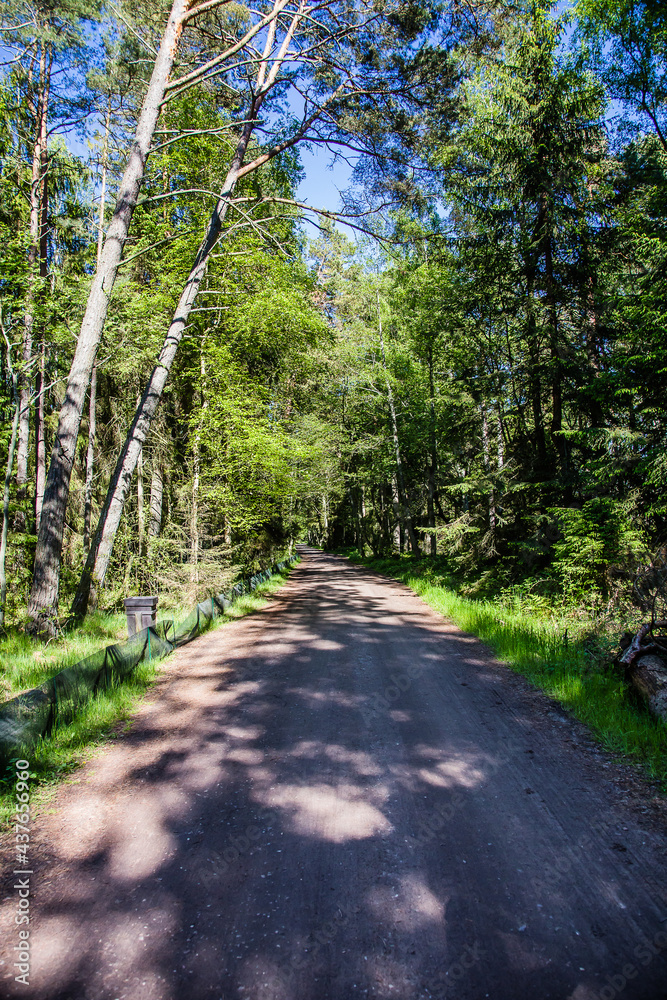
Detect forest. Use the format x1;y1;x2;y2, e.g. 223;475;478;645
0;0;666;652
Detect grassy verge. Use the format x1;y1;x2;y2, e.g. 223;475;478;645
345;552;667;789
0;565;296;830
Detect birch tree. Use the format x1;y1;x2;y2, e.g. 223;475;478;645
70;0;426;618
28;0;287;629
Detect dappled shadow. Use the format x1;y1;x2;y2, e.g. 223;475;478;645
1;547;666;1000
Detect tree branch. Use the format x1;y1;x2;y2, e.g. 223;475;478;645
165;0;291;99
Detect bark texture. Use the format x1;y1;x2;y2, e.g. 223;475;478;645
70;113;257;620
630;655;667;723
28;0;190;630
17;40;51;528
378;292;419;555
71;4;305;619
0;370;20;628
618;622;667;723
83;365;97;556
148;467;163;538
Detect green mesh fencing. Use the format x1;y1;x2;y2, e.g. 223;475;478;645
0;556;296;766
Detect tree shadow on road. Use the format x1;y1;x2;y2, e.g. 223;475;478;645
3;548;666;1000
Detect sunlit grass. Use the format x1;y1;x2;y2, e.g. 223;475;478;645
350;553;667;788
0;565;296;829
0;611;129;702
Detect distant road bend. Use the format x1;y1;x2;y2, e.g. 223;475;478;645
1;546;666;999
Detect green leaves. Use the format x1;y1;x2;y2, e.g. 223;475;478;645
575;0;667;149
550;498;646;599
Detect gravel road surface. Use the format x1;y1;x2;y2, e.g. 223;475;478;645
1;546;666;1000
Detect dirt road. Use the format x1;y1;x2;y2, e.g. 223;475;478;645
1;547;666;999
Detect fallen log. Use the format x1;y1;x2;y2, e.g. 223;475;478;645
628;655;667;724
616;621;667;723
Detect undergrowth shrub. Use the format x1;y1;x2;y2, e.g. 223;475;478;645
549;497;646;602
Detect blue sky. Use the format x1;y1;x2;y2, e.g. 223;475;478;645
296;145;354;214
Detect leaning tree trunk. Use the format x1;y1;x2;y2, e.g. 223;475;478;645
81;109;111;556
69;117;257;621
29;0;288;630
28;0;191;631
71;1;308;620
83;113;110;557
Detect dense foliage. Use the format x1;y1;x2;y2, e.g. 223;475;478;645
310;3;667;631
0;0;665;635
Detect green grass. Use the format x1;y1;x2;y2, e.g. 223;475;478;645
347;553;667;789
0;565;296;829
0;610;130;702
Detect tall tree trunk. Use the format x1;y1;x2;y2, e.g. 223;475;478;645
380;483;389;554
83;114;109;558
70;4;307;620
34;340;46;532
482;400;496;532
391;475;401;552
427;345;437;556
524;253;546;468
495;406;505;526
69;97;263;620
354;486;361;551
137;446;145;557
497;408;505;468
544;227;566;473
97;107;110;267
28;0;191;630
17;41;50;529
523;194;548;471
190;347;207;584
0;359;20;629
378;290;419;555
83;364;97;556
34;106;49;533
359;484;366;552
585;273;603;380
582;216;605;429
148;466;163;538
